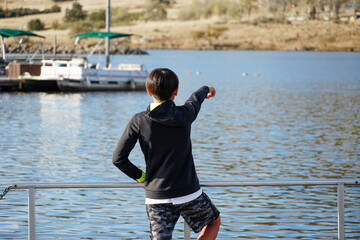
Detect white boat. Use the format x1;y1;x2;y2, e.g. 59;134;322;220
37;57;147;92
22;31;148;92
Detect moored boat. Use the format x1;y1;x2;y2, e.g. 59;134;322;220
21;31;148;92
35;57;147;92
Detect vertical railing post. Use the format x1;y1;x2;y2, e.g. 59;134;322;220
337;183;345;240
184;221;191;240
28;187;36;240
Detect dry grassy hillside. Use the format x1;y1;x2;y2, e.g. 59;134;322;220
1;0;359;52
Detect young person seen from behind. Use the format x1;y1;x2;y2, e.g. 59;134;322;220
113;68;220;239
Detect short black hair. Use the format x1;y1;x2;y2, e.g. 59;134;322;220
146;68;179;101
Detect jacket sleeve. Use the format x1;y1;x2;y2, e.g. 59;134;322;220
112;116;143;181
184;86;209;123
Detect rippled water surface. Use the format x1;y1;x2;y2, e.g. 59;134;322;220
1;50;359;239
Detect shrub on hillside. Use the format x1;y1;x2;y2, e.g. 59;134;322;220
89;10;106;22
88;10;106;28
28;19;45;31
64;2;87;22
41;5;61;13
0;6;60;18
50;5;61;13
8;8;41;17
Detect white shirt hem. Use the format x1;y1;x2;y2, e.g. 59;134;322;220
145;189;202;205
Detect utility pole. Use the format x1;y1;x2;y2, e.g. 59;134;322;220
5;0;8;18
105;0;110;67
53;35;57;58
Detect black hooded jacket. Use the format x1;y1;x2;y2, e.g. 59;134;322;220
112;86;209;199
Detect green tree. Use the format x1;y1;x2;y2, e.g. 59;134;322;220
50;4;61;13
28;19;45;31
64;2;87;22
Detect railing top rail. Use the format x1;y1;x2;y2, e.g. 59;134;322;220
8;179;360;190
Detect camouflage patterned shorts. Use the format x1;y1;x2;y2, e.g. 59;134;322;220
146;192;220;240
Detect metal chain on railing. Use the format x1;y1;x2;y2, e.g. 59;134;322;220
0;186;12;200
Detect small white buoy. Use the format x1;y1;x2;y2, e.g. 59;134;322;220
242;73;248;76
195;71;201;75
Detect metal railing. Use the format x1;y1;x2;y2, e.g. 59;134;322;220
2;179;359;240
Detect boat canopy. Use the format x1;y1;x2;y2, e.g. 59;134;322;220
0;29;44;60
0;29;44;38
72;32;132;39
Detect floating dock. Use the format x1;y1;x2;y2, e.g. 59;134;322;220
0;54;76;92
0;77;22;91
0;77;59;92
0;61;60;92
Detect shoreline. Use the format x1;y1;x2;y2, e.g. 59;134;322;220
0;0;359;53
2;19;360;53
3;46;358;56
3;44;358;56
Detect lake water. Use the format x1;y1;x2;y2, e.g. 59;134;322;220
0;50;359;239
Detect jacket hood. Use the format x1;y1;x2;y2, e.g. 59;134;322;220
146;100;185;127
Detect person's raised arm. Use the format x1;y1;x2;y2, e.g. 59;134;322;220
183;86;216;123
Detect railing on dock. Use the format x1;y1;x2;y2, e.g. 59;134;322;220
2;179;359;240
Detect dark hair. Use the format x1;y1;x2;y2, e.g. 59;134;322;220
146;68;179;101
